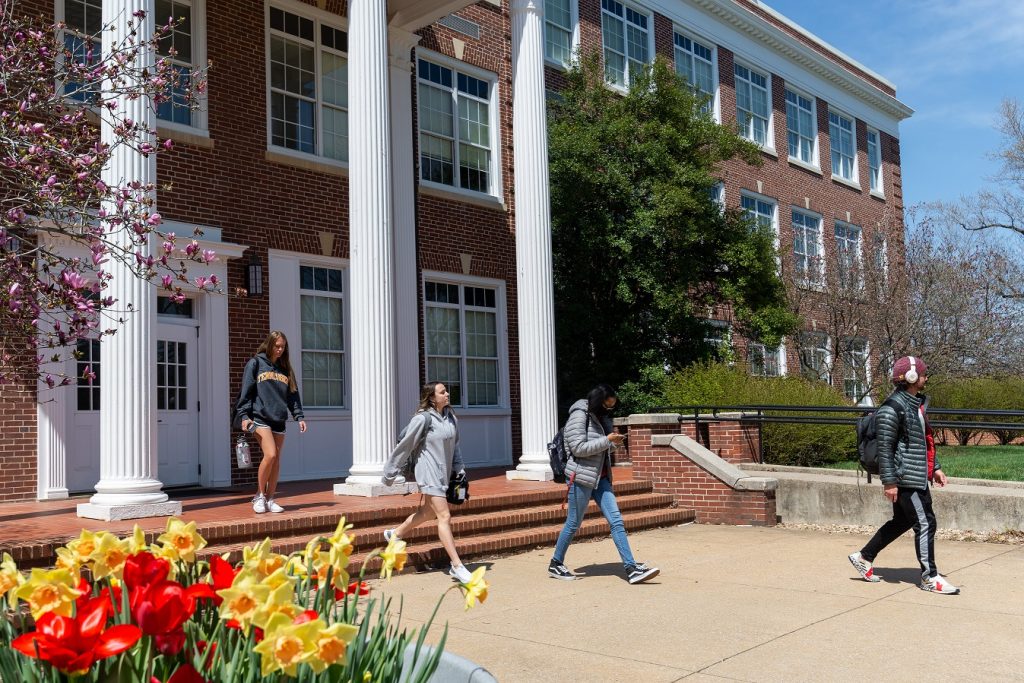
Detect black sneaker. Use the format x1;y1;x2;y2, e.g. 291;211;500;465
627;562;660;584
548;560;576;581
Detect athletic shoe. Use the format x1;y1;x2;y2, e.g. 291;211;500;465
548;560;577;581
627;562;660;584
253;495;268;514
848;551;881;583
920;574;960;595
383;528;399;543
266;498;284;513
449;564;473;583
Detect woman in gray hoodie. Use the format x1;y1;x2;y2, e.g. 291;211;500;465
382;382;472;583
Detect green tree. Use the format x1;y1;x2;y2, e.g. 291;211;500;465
548;55;798;411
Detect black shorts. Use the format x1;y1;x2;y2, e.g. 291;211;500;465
253;418;287;435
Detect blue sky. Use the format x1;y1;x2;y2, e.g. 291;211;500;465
764;0;1024;208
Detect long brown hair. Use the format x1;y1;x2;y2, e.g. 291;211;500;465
256;330;297;391
416;381;453;415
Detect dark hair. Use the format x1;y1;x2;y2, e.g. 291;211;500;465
256;330;297;391
586;384;618;416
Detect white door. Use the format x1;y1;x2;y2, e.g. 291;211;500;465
156;324;200;487
68;339;102;494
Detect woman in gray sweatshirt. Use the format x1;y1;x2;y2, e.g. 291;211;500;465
382;382;472;583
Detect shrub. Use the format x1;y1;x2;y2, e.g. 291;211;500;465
929;377;1024;445
661;362;857;466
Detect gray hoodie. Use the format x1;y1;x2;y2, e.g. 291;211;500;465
382;408;465;496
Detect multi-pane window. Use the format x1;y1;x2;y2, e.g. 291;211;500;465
873;234;888;286
601;0;649;88
156;340;187;410
75;339;101;411
417;59;493;194
741;194;775;234
673;31;714;113
424;281;500;407
735;64;770;147
843;338;869;402
867;128;882;192
704;320;731;360
545;0;573;67
792;209;822;285
62;0;102;102
749;342;782;377
829;111;856;180
154;0;194;126
708;182;725;211
268;7;349;161
785;89;815;164
299;265;345;407
799;332;830;382
835;221;862;288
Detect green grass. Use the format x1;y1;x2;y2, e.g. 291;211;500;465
828;445;1024;482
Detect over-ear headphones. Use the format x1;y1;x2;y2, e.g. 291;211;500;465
905;356;918;384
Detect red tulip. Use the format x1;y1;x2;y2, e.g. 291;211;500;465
12;596;141;675
133;580;216;637
152;663;209;683
123;552;170;592
335;580;370;600
206;555;239;606
292;609;320;625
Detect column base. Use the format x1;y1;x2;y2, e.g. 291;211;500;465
506;466;554;482
77;500;182;522
39;487;70;501
334;481;419;497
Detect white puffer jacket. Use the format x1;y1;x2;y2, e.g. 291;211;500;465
562;399;618;489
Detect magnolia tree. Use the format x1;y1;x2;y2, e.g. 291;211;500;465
0;4;213;387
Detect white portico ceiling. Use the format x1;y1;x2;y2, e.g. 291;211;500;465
388;0;493;33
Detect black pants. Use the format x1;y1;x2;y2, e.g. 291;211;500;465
860;486;938;580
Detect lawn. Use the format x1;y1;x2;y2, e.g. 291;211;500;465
829;445;1024;482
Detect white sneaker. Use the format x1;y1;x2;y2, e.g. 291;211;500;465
920;574;960;595
383;529;399;543
266;498;284;513
449;564;473;583
848;552;881;583
253;495;268;514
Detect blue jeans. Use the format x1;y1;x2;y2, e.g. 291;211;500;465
552;477;636;568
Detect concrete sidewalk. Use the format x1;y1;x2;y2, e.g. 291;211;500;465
372;523;1024;682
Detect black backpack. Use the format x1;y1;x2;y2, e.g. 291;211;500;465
547;408;587;484
856;398;905;483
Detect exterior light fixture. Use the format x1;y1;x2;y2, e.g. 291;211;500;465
247;251;263;296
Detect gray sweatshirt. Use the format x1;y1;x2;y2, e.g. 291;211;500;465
382;408;465;496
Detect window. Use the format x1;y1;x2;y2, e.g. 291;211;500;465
61;0;102;102
867;128;883;193
545;0;574;67
704;320;732;361
749;342;783;377
673;31;714;114
156;340;187;410
829;110;856;181
785;89;815;165
792;209;823;285
75;339;101;411
741;193;776;234
834;221;862;289
842;338;869;402
708;182;725;211
417;58;495;194
154;0;196;126
601;0;650;88
873;233;888;287
734;64;770;147
799;332;830;382
268;6;349;160
424;281;500;407
299;265;345;407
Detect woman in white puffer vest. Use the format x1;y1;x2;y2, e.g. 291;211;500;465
547;384;660;585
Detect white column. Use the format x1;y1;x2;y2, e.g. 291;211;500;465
507;0;559;481
335;2;415;496
37;383;69;500
78;0;180;520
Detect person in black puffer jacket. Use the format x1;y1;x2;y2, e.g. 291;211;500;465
847;356;960;595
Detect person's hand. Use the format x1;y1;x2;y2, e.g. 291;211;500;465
608;432;626;446
932;469;947;487
883;484;898;502
298;420;307;433
241;419;253;432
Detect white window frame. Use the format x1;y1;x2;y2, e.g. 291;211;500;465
734;61;774;153
749;341;785;377
799;331;831;383
544;0;579;70
673;27;719;121
298;263;347;409
873;233;889;289
829;108;858;185
264;1;349;167
415;48;503;201
704;319;732;361
600;0;654;91
792;207;824;287
709;182;725;212
422;272;509;411
834;220;863;290
842;337;870;403
867;127;884;196
784;87;818;170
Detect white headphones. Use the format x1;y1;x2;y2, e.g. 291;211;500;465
904;356;918;384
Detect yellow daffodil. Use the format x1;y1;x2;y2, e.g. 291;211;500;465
325;544;351;590
251;579;301;630
364;671;372;682
14;568;83;619
156;517;207;563
89;533;131;581
243;538;288;580
126;524;148;554
327;517;354;555
308;621;359;673
217;572;271;634
0;553;24;604
54;546;83;580
65;530;100;567
460;566;489;611
261;567;296;591
379;538;407;581
285;554;309;577
252;612;322;677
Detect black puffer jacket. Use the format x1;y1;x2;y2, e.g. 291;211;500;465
876;390;940;490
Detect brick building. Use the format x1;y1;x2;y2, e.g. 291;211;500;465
1;0;911;508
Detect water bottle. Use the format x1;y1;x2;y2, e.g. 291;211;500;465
235;435;253;469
